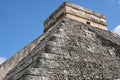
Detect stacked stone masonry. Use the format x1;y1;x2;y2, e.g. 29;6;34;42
0;2;120;80
0;18;120;80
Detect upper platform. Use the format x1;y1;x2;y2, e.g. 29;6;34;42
44;2;107;32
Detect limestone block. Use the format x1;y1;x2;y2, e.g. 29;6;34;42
20;75;42;80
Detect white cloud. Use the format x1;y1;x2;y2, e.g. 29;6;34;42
113;25;120;35
0;57;6;65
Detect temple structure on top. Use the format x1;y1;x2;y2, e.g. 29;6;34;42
44;2;107;32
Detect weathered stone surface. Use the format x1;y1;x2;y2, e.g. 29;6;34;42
2;17;120;80
0;34;45;80
0;2;120;80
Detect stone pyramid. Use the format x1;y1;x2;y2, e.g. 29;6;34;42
0;2;120;80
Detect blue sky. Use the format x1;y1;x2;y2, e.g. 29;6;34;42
0;0;120;64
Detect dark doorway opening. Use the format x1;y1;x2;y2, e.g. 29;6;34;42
86;21;91;25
